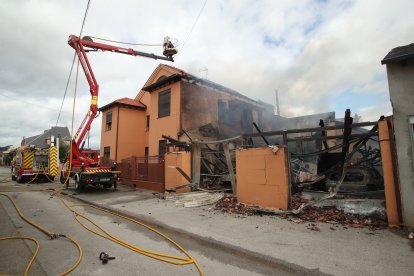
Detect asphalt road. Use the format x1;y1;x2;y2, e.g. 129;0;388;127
0;166;304;276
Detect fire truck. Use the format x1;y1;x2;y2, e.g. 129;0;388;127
11;137;59;183
60;34;176;192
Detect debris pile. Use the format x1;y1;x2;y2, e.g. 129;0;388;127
166;191;224;208
289;194;387;229
215;195;258;216
215;194;387;229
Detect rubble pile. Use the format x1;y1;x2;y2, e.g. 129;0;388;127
287;207;387;229
289;194;387;229
215;195;258;216
215;194;387;229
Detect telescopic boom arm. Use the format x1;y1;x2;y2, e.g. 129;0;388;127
67;34;176;164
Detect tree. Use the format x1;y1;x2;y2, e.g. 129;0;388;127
3;153;12;166
59;140;69;162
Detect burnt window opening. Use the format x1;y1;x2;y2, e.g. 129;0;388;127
159;140;167;156
158;90;171;118
218;99;229;124
258;110;263;129
241;109;253;132
103;146;110;160
106;112;113;131
146;115;150;131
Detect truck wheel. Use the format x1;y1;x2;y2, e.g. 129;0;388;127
16;175;24;183
60;173;65;184
38;175;45;183
74;176;83;192
11;167;16;181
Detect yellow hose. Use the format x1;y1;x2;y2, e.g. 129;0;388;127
44;172;55;183
0;177;11;183
25;170;41;185
0;193;83;275
0;187;204;275
59;195;204;275
0;236;39;276
58;236;83;276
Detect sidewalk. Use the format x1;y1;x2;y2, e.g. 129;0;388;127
67;185;413;276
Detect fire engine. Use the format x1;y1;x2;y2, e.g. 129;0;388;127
11;136;59;183
60;34;176;192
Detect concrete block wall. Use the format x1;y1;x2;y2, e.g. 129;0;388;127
236;146;289;210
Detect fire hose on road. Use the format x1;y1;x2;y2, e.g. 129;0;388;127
0;187;204;276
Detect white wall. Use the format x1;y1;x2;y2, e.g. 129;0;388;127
386;59;414;227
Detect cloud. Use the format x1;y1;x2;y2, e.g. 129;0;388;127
357;103;393;122
0;0;412;148
274;0;414;116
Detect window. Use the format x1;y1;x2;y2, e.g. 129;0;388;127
146;115;150;131
158;90;171;118
241;109;253;131
106;112;112;131
159;140;167;156
144;147;149;163
104;147;110;160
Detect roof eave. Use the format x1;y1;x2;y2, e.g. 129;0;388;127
98;102;146;112
381;53;414;65
142;74;182;92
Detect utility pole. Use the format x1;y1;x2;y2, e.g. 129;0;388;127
275;90;280;116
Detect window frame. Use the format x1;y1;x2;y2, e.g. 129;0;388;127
106;111;113;131
158;89;171;118
158;140;167;156
103;146;110;160
146;115;150;131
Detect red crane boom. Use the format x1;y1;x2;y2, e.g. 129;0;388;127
66;34;176;167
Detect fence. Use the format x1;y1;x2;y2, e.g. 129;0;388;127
120;156;164;189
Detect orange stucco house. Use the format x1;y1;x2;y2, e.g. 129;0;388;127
99;64;275;163
99;64;275;190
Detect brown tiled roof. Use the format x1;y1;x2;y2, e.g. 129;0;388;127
115;97;146;107
98;97;146;112
158;64;187;75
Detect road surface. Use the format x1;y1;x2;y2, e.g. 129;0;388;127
0;166;306;276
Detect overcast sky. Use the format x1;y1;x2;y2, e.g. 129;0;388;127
1;0;412;149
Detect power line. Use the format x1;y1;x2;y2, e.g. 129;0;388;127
178;0;208;56
89;36;163;47
0;92;70;113
55;0;92;126
78;0;91;38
